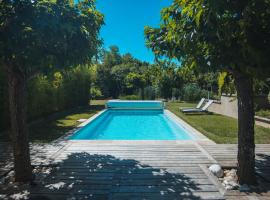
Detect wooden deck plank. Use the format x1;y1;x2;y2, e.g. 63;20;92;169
0;141;67;177
1;141;270;200
20;142;225;199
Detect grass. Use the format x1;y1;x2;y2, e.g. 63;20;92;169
0;100;106;143
256;109;270;119
167;102;270;144
2;99;269;144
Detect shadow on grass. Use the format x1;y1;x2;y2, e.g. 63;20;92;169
0;104;105;143
29;105;104;143
182;112;214;116
28;153;207;200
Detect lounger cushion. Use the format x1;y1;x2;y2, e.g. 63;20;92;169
181;108;202;112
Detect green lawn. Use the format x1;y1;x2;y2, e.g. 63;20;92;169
256;109;270;119
167;102;270;144
2;100;269;144
0;100;106;143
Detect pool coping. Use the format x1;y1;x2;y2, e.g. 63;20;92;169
77;109;107;127
164;110;212;142
68;109;215;144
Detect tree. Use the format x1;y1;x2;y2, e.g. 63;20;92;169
97;46;122;98
159;66;175;99
111;62;137;95
218;72;235;96
96;47;150;98
0;0;103;182
125;72;147;100
62;65;93;108
145;0;270;185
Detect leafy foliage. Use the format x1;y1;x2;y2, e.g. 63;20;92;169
96;46;149;98
0;0;104;130
144;0;270;184
0;1;104;182
94;45;220;101
90;87;103;99
145;0;270;77
0;65;94;131
0;0;104;77
119;95;140;100
181;83;210;102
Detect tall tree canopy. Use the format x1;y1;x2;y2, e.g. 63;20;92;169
145;0;270;185
97;46;150;98
0;0;103;182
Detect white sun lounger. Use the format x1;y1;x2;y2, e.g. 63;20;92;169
181;99;213;113
180;98;205;111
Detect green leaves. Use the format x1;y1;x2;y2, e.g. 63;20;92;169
23;27;33;32
145;0;270;78
0;0;104;78
218;71;227;96
195;9;203;26
125;72;147;89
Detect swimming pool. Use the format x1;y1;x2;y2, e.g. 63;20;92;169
69;104;198;140
106;100;164;109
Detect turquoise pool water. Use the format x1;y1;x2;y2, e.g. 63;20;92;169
69;109;195;140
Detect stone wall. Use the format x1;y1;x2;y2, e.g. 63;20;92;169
208;95;238;118
208;95;270;128
208;95;270;118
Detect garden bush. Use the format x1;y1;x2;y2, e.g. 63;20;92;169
90;87;103;99
181;83;213;101
0;65;92;131
172;88;181;100
119;95;140;100
144;86;157;100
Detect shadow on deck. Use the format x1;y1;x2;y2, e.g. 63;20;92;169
256;153;270;183
28;152;218;200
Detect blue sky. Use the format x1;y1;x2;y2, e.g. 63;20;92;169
96;0;172;63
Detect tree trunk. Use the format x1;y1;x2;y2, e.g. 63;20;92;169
234;71;256;185
6;68;32;182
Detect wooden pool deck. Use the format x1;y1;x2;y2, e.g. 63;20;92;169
0;141;270;199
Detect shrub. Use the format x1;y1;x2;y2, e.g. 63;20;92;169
119;95;140;100
144;86;157;100
0;65;93;131
27;75;58;119
181;83;214;101
172;88;181;100
181;83;201;101
90;87;103;99
62;66;92;108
